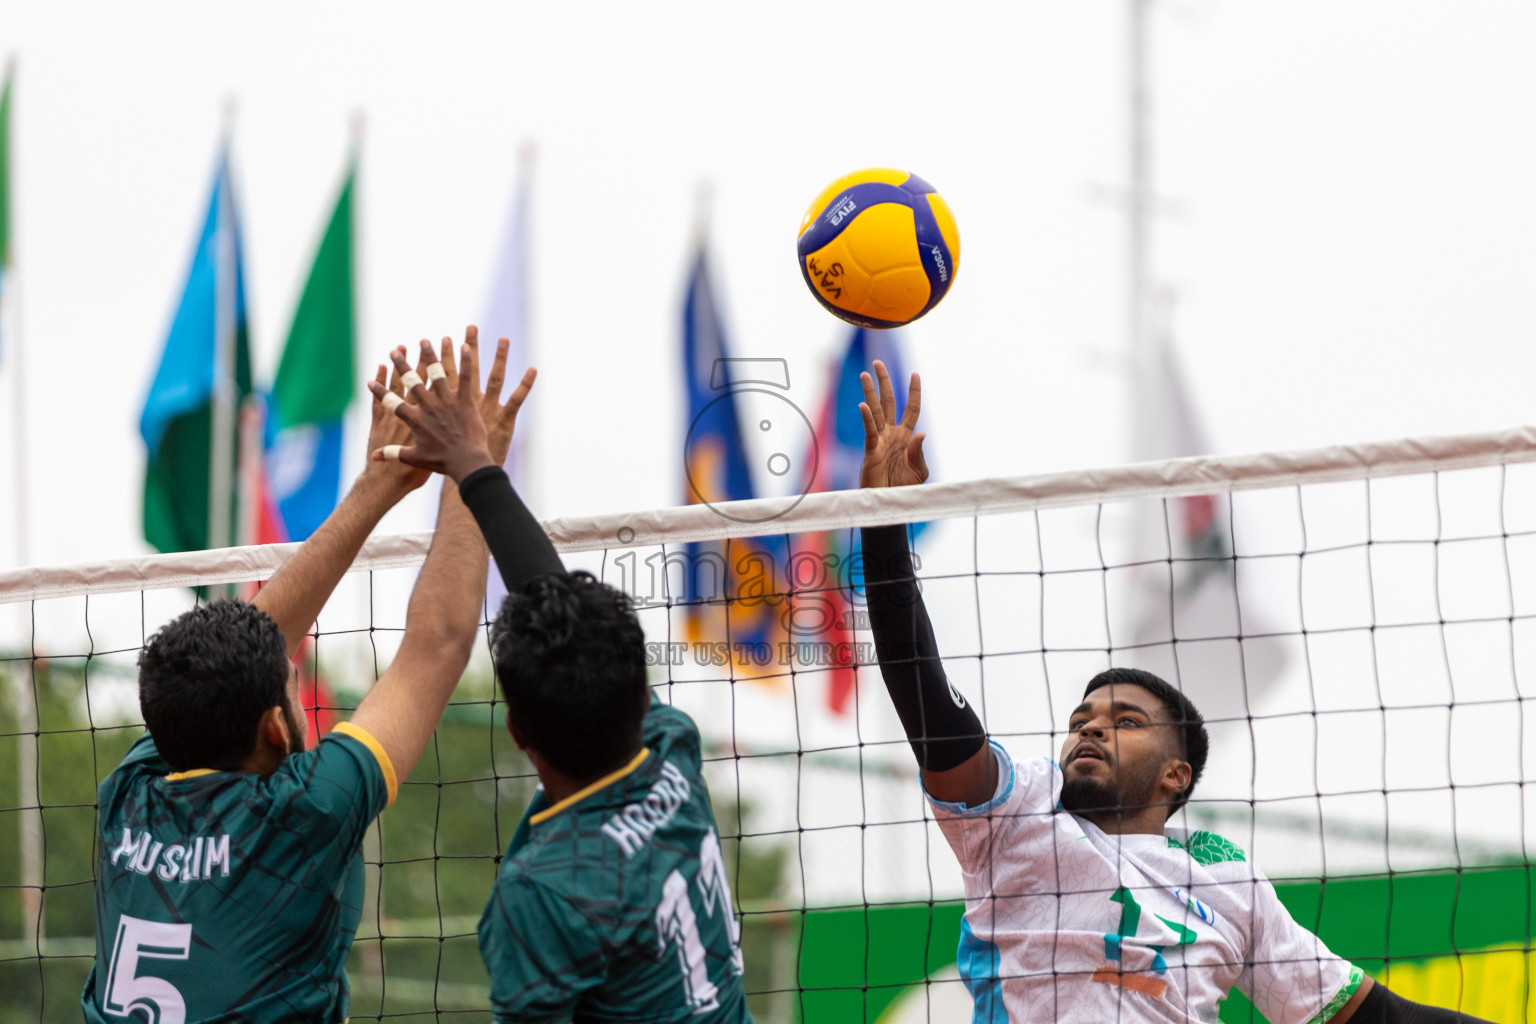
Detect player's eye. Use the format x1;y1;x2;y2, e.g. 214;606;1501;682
1117;717;1140;727
1069;720;1086;731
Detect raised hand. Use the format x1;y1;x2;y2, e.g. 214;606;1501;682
409;327;534;466
472;326;536;465
368;339;494;483
362;346;432;497
858;359;929;489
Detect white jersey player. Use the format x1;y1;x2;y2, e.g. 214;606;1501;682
854;359;1489;1024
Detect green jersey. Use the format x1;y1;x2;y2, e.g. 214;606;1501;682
479;696;752;1023
82;722;397;1024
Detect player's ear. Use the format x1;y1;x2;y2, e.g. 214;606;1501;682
1164;758;1192;802
259;706;290;752
505;709;528;750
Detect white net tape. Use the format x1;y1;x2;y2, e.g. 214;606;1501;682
6;425;1534;601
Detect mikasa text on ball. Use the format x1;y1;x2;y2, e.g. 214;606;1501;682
796;168;960;329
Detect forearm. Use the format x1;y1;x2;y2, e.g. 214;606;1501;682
253;472;410;658
404;485;488;657
351;485;488;780
861;524;986;773
458;465;564;595
1341;979;1492;1024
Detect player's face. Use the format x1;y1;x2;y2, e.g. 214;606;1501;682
1058;684;1180;816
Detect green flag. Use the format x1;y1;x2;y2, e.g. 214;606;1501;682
265;158;356;541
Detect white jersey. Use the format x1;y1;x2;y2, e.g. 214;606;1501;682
930;744;1364;1024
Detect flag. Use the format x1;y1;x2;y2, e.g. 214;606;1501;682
1130;341;1284;718
807;326;929;713
480;155;531;614
0;63;11;361
266;158;356;542
681;247;786;677
140;149;252;554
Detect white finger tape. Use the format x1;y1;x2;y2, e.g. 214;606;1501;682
400;370;423;389
381;445;404;462
382;392;405;413
426;362;447;381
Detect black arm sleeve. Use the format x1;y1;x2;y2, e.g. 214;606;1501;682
861;524;986;773
457;466;565;595
1349;982;1493;1024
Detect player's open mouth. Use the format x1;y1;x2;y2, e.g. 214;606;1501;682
1070;745;1108;768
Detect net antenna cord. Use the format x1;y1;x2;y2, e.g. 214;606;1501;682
5;424;1536;603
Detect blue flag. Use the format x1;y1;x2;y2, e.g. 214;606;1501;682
681;248;786;673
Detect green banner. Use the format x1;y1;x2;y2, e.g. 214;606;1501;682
793;863;1535;1023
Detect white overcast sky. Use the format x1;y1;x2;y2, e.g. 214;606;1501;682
5;0;1536;880
3;0;1534;571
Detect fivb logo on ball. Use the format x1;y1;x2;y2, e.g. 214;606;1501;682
797;167;960;331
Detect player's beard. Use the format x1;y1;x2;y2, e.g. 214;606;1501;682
1059;754;1162;818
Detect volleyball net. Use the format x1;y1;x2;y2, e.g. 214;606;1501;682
5;425;1536;1022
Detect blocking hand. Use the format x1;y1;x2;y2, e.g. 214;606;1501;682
362;346;433;497
367;338;495;484
471;326;537;466
858;360;928;489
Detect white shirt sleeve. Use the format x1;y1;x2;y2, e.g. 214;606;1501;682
1236;860;1365;1024
925;743;1061;873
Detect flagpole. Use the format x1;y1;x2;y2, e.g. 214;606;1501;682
4;56;44;948
692;179;712;252
345;107;387;983
517;141;537;512
1128;0;1154;462
208;101;237;557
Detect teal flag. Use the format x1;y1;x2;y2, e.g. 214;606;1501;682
139;151;252;553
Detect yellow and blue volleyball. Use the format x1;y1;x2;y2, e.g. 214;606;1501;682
796;168;960;329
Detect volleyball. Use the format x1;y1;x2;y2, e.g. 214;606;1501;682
795;168;960;329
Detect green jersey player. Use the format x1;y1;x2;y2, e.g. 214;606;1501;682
84;332;533;1024
372;348;751;1022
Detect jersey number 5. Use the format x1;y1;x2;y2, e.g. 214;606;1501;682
655;829;745;1013
104;914;192;1024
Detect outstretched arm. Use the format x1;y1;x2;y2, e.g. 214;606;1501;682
857;361;994;807
252;352;431;659
1331;976;1492;1023
346;333;525;781
369;332;562;594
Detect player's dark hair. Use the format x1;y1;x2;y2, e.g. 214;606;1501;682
1082;667;1209;818
138;600;291;772
491;571;649;780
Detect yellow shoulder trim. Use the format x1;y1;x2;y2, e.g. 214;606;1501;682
529;748;650;826
330;722;399;806
163;768;220;782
